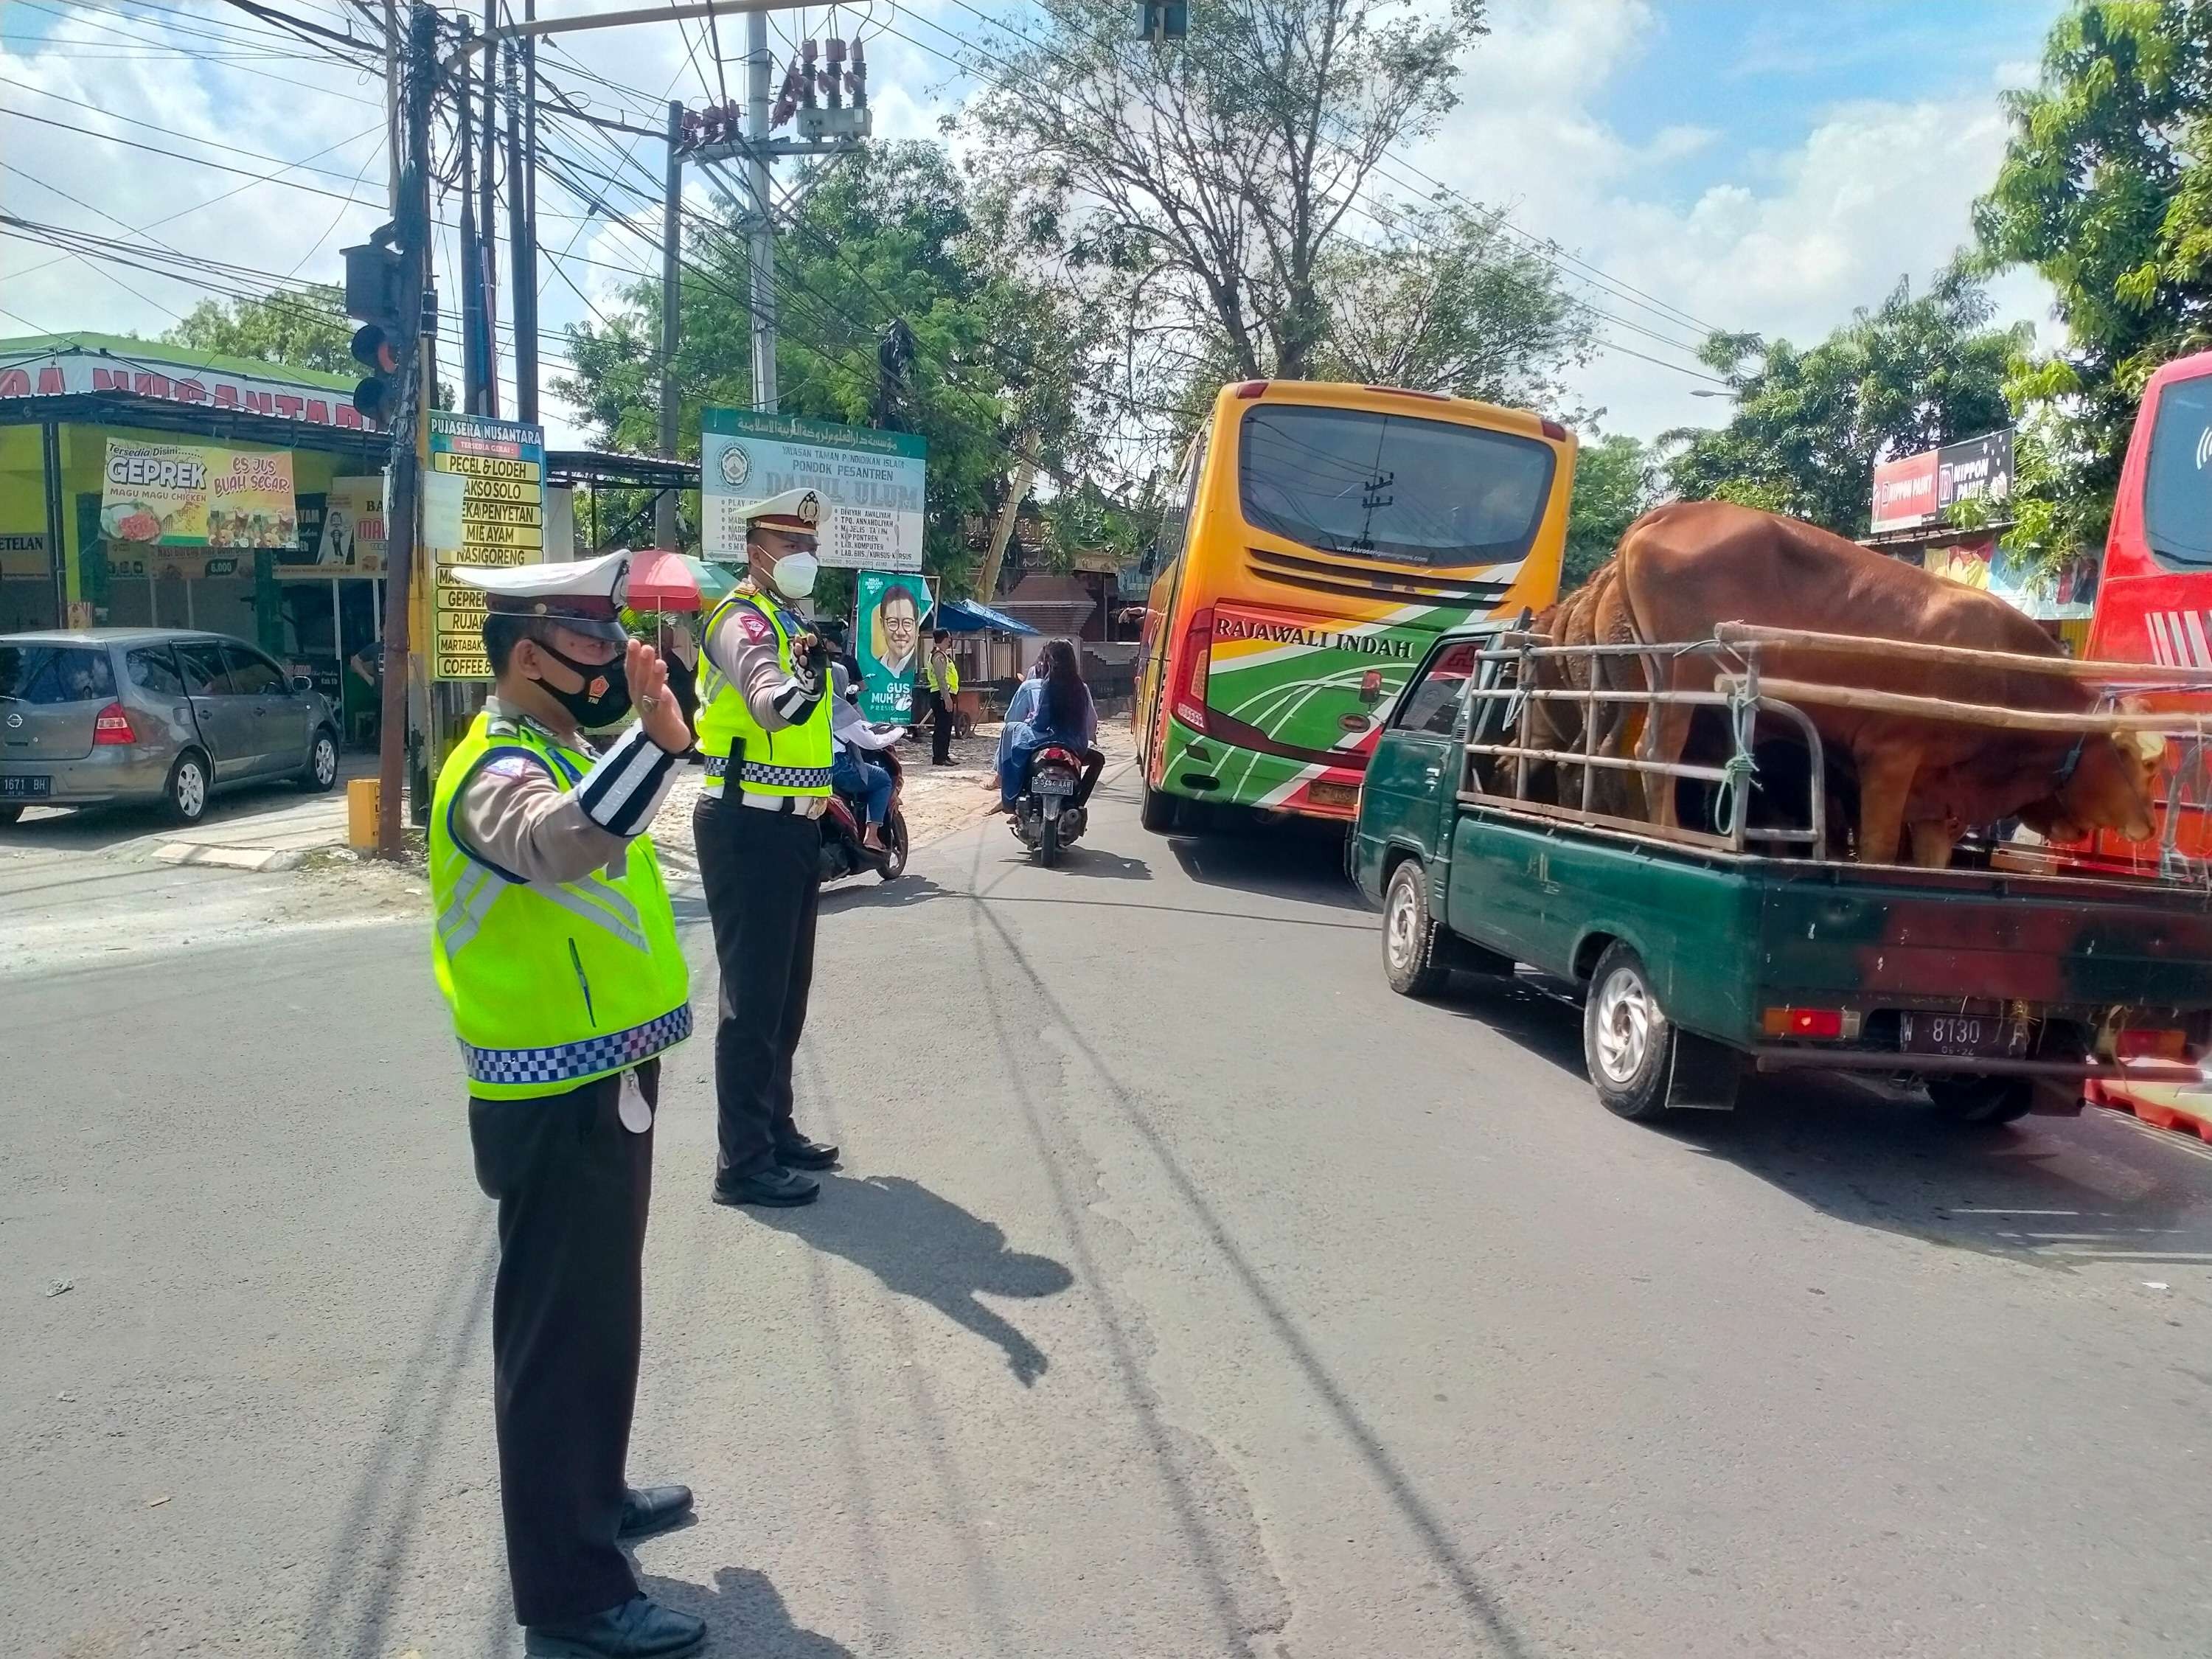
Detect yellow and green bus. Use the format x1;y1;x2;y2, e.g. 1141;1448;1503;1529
1134;380;1576;830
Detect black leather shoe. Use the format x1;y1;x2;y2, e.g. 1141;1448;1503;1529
617;1483;693;1540
773;1135;840;1169
713;1165;820;1207
524;1594;706;1658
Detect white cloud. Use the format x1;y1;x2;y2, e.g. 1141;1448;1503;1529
1403;0;2058;443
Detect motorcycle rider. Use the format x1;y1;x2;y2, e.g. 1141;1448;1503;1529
829;662;901;855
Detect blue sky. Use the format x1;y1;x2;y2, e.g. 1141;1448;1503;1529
0;0;2077;445
1600;2;2062;208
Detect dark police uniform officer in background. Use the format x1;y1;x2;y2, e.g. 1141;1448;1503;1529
694;487;843;1208
430;552;704;1659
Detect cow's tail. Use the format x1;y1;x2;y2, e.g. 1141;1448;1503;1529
1613;522;1668;765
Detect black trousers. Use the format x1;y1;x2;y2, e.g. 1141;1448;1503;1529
469;1060;658;1628
694;797;820;1177
921;689;953;764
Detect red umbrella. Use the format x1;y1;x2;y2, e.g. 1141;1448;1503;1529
625;547;703;612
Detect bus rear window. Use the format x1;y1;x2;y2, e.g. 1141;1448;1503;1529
1239;404;1556;568
2143;375;2212;568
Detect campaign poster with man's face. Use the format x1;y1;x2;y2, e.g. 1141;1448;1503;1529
857;571;934;722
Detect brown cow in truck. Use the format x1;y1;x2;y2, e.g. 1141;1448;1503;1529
1605;501;2160;866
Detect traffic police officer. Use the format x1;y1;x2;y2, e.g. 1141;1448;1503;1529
695;487;841;1207
431;550;706;1659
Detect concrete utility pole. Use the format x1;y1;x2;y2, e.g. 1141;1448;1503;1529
506;43;537;424
375;0;439;860
655;98;684;549
479;0;500;417
745;9;776;414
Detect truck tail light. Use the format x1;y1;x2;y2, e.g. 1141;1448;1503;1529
2115;1027;2188;1061
1763;1006;1846;1040
1173;607;1214;733
92;703;137;745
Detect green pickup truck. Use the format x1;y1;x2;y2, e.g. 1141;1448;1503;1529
1349;630;2212;1124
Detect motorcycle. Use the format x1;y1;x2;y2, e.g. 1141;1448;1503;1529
819;741;909;884
1010;742;1091;866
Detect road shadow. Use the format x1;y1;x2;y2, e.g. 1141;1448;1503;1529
1661;1082;2212;1270
820;873;953;913
744;1174;1074;1386
1429;972;2212;1271
1166;820;1363;911
1037;844;1151;880
636;1566;854;1658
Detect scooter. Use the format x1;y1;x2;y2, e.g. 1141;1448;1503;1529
820;743;909;883
1010;742;1091;866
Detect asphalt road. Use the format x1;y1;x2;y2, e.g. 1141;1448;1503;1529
5;763;2211;1658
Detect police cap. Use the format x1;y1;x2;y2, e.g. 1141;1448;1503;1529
447;548;630;644
740;487;830;537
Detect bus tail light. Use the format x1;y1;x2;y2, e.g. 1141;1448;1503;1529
1233;380;1269;399
92;703;137;745
1174;607;1214;731
1540;417;1568;442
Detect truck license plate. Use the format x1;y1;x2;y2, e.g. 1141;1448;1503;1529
1899;1012;2027;1059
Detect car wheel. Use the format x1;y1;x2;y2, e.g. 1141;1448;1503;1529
300;728;339;793
1926;1074;2034;1126
164;750;211;825
1583;942;1676;1122
1382;860;1450;998
0;804;21;827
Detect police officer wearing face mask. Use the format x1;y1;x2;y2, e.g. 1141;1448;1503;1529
433;551;706;1659
694;489;842;1207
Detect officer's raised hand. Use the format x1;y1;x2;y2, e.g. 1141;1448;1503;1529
627;638;693;755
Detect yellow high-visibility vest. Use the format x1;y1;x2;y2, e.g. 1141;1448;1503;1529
429;712;691;1099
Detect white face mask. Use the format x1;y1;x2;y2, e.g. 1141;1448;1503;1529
769;551;818;599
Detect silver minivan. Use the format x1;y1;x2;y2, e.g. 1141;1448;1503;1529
0;629;341;826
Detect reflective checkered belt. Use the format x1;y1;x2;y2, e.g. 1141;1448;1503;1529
701;754;830;816
459;1004;695;1090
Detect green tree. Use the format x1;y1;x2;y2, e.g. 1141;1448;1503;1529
1562;433;1656;588
1312;200;1596;410
1973;0;2212;558
964;0;1485;425
162;284;358;376
1663;271;2025;538
556;143;1103;596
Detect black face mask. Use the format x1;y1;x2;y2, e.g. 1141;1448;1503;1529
533;640;632;728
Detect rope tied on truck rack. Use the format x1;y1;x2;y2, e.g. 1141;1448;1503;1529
1715;675;1761;841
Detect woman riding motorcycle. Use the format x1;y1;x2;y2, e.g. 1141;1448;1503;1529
991;639;1100;813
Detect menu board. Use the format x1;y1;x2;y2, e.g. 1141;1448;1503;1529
426;412;544;681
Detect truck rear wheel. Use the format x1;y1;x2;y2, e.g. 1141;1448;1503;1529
1585;942;1675;1122
1382;860;1450;998
1926;1074;2034;1126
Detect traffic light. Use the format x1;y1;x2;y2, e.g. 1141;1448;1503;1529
341;232;409;423
1137;0;1186;41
